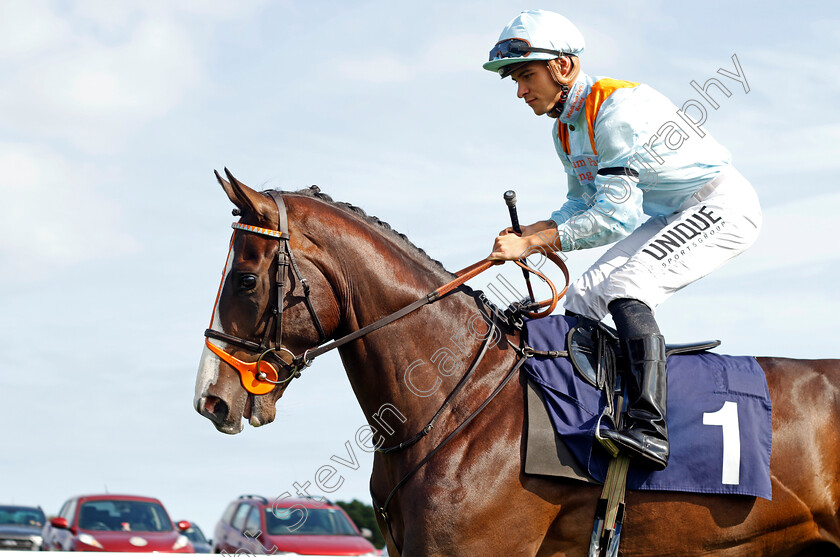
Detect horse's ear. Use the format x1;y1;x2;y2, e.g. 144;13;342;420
214;168;274;220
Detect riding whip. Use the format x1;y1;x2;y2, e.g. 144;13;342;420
504;190;536;305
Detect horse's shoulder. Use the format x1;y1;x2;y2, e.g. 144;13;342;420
756;356;840;376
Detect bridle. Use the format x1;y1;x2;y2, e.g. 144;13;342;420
204;191;326;393
204;190;571;395
202;187;573;553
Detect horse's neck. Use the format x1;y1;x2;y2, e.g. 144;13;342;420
329;231;505;441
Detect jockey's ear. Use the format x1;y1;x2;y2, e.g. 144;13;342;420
547;55;579;86
215;168;277;226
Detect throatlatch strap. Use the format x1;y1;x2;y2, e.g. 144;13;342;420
589;454;630;557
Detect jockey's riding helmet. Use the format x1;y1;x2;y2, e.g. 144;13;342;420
483;9;585;79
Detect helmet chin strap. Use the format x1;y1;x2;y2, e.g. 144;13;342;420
546;56;580;119
548;84;570;118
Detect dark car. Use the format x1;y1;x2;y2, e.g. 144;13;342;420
42;494;193;552
214;495;377;556
0;505;46;551
175;521;211;553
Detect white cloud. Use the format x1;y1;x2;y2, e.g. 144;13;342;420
701;38;840;173
0;0;73;57
337;55;415;83
712;191;840;280
419;32;493;74
775;123;840;173
0;18;201;152
334;31;492;84
0;0;270;153
57;0;272;29
0;143;140;276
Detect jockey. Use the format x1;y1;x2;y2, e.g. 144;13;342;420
484;9;761;470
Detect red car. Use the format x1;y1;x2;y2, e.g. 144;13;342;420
214;495;378;556
42;494;193;552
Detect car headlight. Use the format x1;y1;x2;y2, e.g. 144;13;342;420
172;534;190;550
29;535;43;548
77;533;103;549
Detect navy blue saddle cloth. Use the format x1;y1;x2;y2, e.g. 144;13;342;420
524;315;772;500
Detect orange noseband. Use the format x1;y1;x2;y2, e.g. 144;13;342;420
204;338;280;395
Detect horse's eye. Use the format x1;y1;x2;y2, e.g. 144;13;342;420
240;274;258;290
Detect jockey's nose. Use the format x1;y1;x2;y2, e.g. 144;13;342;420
517;81;528;99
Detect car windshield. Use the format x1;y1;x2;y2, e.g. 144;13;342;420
183;525;207;544
78;500;172;532
0;506;45;527
265;508;357;536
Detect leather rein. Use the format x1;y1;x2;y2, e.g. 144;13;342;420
204;190;570;395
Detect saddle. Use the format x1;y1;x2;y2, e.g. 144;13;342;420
524;315;768;557
565;316;720;556
565;314;720;455
567;314;721;395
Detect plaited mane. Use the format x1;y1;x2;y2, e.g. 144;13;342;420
276;185;451;276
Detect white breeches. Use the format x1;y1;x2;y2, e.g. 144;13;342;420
564;166;762;320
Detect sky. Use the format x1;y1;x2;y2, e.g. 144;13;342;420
2;0;839;541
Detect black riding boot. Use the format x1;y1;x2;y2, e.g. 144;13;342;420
601;334;669;470
601;298;669;470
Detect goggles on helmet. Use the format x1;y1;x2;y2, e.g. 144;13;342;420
488;38;565;62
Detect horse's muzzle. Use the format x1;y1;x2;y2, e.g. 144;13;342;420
196;394;244;435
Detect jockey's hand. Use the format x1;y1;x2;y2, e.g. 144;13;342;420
489;232;530;261
490;220;559;260
498;220;557;237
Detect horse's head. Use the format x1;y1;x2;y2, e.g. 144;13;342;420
194;170;341;434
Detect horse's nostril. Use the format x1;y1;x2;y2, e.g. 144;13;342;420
203;396;229;423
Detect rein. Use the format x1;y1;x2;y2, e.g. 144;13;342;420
369;322;532;554
205;189;571;554
204;191;570;395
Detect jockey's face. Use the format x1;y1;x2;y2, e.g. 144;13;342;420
511;62;565;116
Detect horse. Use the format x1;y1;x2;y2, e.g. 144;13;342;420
194;169;840;557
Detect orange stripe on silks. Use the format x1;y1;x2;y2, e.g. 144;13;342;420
557;121;571;155
585;78;640;154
